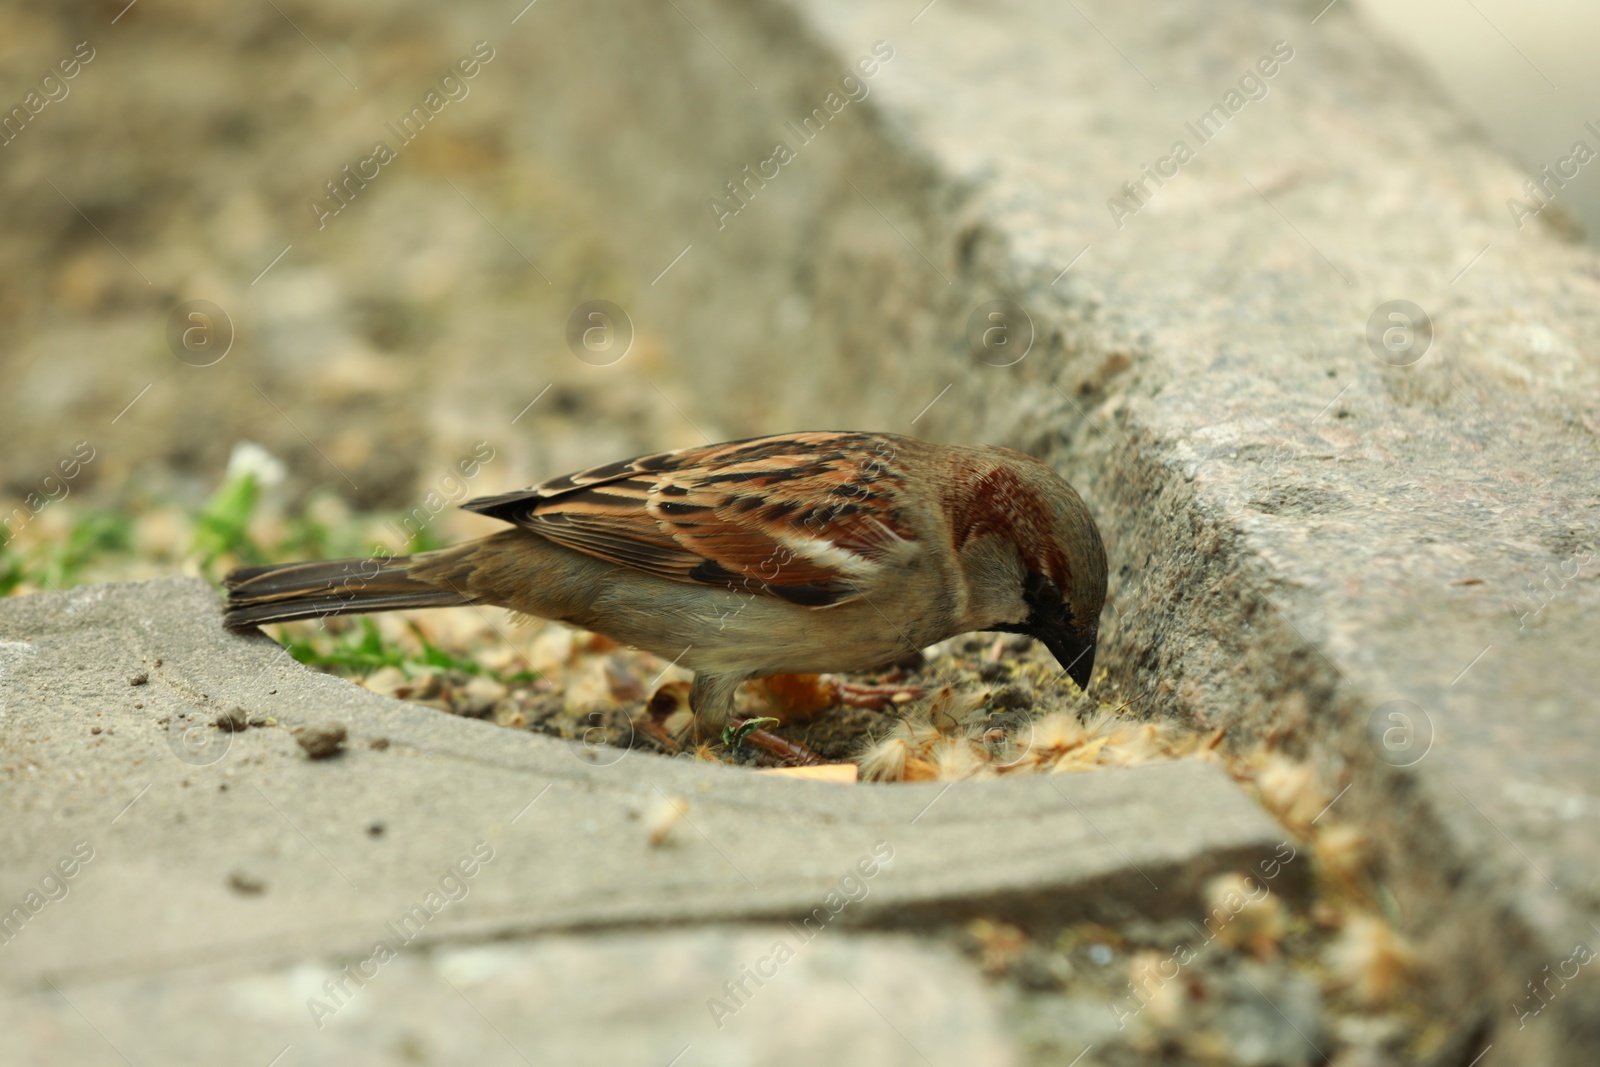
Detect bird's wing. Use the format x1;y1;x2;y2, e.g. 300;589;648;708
462;432;918;606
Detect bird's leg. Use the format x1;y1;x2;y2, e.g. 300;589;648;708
688;671;748;738
686;672;830;767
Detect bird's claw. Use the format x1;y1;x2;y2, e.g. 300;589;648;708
826;676;926;710
725;716;826;766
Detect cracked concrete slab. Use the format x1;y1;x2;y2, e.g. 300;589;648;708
0;577;1286;1006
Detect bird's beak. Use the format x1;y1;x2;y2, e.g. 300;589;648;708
1040;626;1097;693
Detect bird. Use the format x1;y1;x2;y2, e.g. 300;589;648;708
224;431;1108;735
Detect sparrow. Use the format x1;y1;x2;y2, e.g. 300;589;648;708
224;431;1108;734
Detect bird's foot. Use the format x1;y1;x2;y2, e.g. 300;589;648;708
825;674;926;710
724;716;826;767
634;715;682;754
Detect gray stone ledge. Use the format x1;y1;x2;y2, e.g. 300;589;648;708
489;1;1600;1060
1;928;1018;1067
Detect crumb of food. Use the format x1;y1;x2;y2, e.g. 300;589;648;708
644;795;689;846
756;763;858;782
966;918;1029;977
1314;823;1370;893
1203;872;1287;959
295;723;348;759
1327;913;1413;1008
1252;755;1330;831
1126;949;1187;1029
847;702;1206;783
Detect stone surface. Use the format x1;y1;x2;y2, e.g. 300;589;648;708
1;928;1016;1067
0;577;1286;1002
5;0;1597;1059
480;1;1600;1060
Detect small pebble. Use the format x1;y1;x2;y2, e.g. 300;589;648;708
90;726;102;735
367;822;385;837
214;707;248;732
454;675;507;718
369;737;390;750
129;672;148;686
227;870;265;896
295;723;348;759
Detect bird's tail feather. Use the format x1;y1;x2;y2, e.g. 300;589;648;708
223;555;474;628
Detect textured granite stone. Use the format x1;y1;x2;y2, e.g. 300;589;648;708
481;1;1600;1060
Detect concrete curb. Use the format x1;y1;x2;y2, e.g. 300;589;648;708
0;577;1287;998
485;1;1600;1060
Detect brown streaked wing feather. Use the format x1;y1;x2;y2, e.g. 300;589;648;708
461;432;918;605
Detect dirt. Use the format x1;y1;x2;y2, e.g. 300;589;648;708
294;722;348;759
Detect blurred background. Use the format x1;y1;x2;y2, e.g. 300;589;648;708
0;0;672;594
0;0;1594;597
1361;0;1600;241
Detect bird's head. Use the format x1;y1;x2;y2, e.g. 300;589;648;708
951;447;1108;693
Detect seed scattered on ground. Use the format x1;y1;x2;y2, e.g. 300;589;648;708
644;795;689;847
